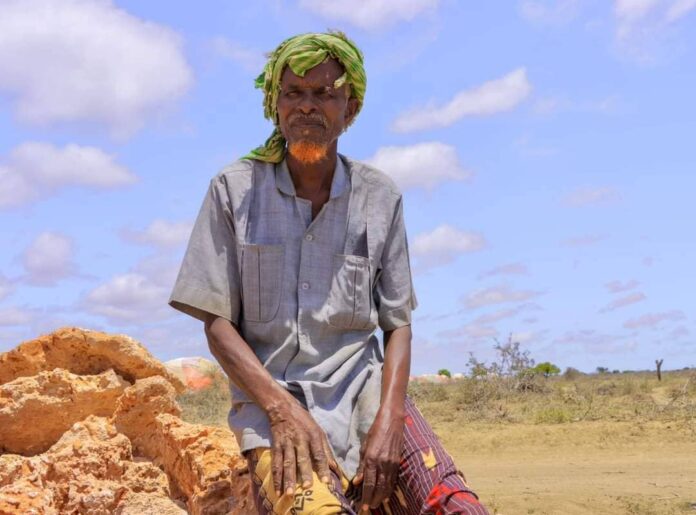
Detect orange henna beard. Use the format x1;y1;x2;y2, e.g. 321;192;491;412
288;140;328;164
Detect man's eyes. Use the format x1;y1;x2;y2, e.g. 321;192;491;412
281;88;334;98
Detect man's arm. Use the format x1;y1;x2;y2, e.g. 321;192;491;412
354;324;412;512
204;314;335;497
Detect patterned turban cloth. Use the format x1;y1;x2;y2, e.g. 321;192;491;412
243;31;367;163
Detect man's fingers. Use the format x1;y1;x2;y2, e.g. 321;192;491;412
282;441;296;496
370;470;388;509
271;443;283;497
309;437;331;483
296;441;314;489
359;461;377;513
324;438;340;475
381;467;397;505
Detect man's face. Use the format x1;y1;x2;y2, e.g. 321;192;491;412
277;58;358;164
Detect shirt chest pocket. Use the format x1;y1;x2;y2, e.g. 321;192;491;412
240;243;284;323
325;254;372;330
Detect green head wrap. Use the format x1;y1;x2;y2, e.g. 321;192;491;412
243;31;367;163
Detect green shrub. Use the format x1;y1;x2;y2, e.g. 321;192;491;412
531;362;560;378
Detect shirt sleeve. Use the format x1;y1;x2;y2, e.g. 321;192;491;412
373;195;418;331
168;176;241;325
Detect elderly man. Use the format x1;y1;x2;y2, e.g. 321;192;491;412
169;32;488;514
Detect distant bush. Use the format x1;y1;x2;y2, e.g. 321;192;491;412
532;362;561;378
563;367;583;380
438;368;452;378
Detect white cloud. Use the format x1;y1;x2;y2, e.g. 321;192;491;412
0;142;136;209
298;0;439;30
21;232;77;286
84;272;172;324
438;323;498;341
463;285;543;309
121;219;194;249
211;36;265;73
412;225;486;269
599;291;647;312
623;310;686;329
605;279;640;293
665;0;696;21
478;262;529;279
0;0;192;135
365;142;472;190
471;304;536;325
82;253;182;325
615;0;663;23
392;68;532;133
519;0;580;25
0;306;36;326
554;329;635;353
563;187;619;207
131;254;182;292
614;0;696;62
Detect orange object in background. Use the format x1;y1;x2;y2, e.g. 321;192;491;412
164;357;221;391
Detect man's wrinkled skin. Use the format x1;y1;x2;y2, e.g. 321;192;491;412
204;57;412;513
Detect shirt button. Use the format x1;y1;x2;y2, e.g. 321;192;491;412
305;234;314;241
301;282;310;290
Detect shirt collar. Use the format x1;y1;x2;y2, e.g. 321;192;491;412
275;155;348;199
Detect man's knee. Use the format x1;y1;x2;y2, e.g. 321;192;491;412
247;448;352;514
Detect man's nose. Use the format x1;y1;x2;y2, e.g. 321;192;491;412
297;94;317;113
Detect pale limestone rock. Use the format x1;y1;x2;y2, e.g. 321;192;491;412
0;327;184;392
0;369;129;455
138;413;253;515
111;376;182;456
0;416;185;515
0;328;254;514
114;491;187;514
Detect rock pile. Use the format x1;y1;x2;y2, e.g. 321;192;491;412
0;327;254;515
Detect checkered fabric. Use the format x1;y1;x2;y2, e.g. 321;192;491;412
245;396;489;514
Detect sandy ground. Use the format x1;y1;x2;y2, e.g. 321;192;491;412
439;421;696;515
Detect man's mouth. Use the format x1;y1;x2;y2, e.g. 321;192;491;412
289;116;327;128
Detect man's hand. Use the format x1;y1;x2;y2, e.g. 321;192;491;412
204;315;337;498
353;408;405;512
267;399;337;498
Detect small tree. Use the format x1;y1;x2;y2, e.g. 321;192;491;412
438;368;451;378
655;359;663;381
532;362;561;378
596;366;609;374
467;353;489;378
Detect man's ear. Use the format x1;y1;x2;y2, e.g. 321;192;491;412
345;96;359;126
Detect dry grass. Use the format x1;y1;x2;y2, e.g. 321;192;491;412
177;367;231;427
178;369;696;514
409;369;696;429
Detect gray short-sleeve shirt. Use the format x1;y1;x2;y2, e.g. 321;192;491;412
169;154;417;477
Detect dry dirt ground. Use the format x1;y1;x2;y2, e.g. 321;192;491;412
179;370;696;514
438;421;696;515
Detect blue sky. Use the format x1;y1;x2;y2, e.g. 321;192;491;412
1;0;694;374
